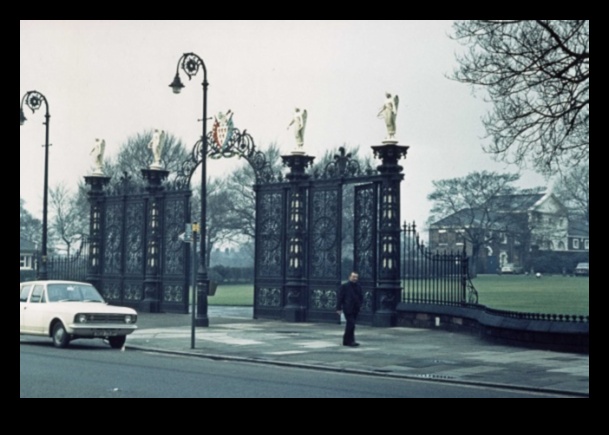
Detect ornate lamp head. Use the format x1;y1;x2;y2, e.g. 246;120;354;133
169;73;185;94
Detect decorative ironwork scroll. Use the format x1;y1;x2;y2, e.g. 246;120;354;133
174;128;280;189
354;184;377;282
257;287;282;307
256;190;285;278
125;199;145;275
310;147;377;180
311;289;337;310
309;187;340;279
103;200;124;275
163;193;188;275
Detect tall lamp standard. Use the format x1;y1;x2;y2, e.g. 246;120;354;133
169;53;210;326
20;91;51;280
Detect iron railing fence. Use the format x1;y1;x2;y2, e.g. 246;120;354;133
401;222;478;305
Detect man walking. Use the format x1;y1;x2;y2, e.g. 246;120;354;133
336;272;364;347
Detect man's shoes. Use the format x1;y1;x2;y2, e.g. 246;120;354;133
344;342;360;347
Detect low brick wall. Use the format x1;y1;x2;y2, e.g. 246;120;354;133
396;302;589;354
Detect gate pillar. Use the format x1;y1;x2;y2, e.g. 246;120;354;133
372;144;408;326
140;168;169;313
84;175;111;291
282;153;315;322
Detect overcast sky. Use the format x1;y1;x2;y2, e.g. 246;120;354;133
20;20;548;233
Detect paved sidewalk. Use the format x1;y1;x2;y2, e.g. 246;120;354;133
126;306;589;397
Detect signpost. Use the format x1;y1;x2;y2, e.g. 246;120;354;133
183;223;199;349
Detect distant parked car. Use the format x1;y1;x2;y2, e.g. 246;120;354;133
574;262;589;276
500;264;523;275
20;280;138;349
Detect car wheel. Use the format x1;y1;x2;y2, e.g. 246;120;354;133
108;335;126;349
52;322;70;348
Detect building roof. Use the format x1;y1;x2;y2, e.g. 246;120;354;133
429;193;568;229
487;193;546;212
431;209;484;228
20;238;37;252
569;219;589;237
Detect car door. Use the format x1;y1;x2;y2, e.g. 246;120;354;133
23;284;48;334
20;284;33;333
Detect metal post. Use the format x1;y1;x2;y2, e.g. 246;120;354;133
170;52;209;327
41;109;50;280
20;91;50;280
191;223;198;349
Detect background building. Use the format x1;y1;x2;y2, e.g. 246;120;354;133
429;193;588;274
20;238;36;270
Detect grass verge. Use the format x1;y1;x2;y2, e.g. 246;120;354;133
208;276;589;316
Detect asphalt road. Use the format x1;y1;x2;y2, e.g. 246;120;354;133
20;339;574;398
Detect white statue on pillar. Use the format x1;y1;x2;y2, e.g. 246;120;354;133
377;92;399;143
90;138;106;175
287;108;307;154
148;129;166;169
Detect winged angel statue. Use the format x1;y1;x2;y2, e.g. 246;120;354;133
378;92;399;142
148;129;166;169
288;107;307;151
91;138;106;175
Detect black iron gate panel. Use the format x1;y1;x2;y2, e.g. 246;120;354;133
99;194;147;307
161;191;190;313
103;198;124;276
354;183;378;319
100;196;128;303
308;185;341;280
254;185;287;318
307;183;342;322
121;197;146;305
95;187;191;313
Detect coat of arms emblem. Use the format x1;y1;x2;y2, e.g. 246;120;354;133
212;110;234;153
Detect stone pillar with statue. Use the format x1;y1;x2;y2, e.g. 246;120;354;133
281;148;315;322
140;139;170;312
84;145;111;292
372;91;408;326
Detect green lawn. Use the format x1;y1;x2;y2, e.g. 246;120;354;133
208;284;254;306
208;276;589;317
472;274;589;316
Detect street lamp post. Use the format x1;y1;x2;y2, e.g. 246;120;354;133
170;53;210;327
20;91;51;280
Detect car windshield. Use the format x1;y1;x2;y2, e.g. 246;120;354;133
47;283;105;303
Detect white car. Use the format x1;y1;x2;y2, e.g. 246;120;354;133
20;280;138;349
500;264;523;275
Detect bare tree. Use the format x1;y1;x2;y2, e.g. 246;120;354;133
49;182;87;255
451;20;589;175
222;143;284;241
191;177;241;269
20;197;41;247
428;171;527;274
104;129;190;188
185;144;285;266
553;162;589;224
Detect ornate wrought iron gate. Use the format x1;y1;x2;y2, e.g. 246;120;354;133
254;144;409;326
85;172;191;313
83;126;276;315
